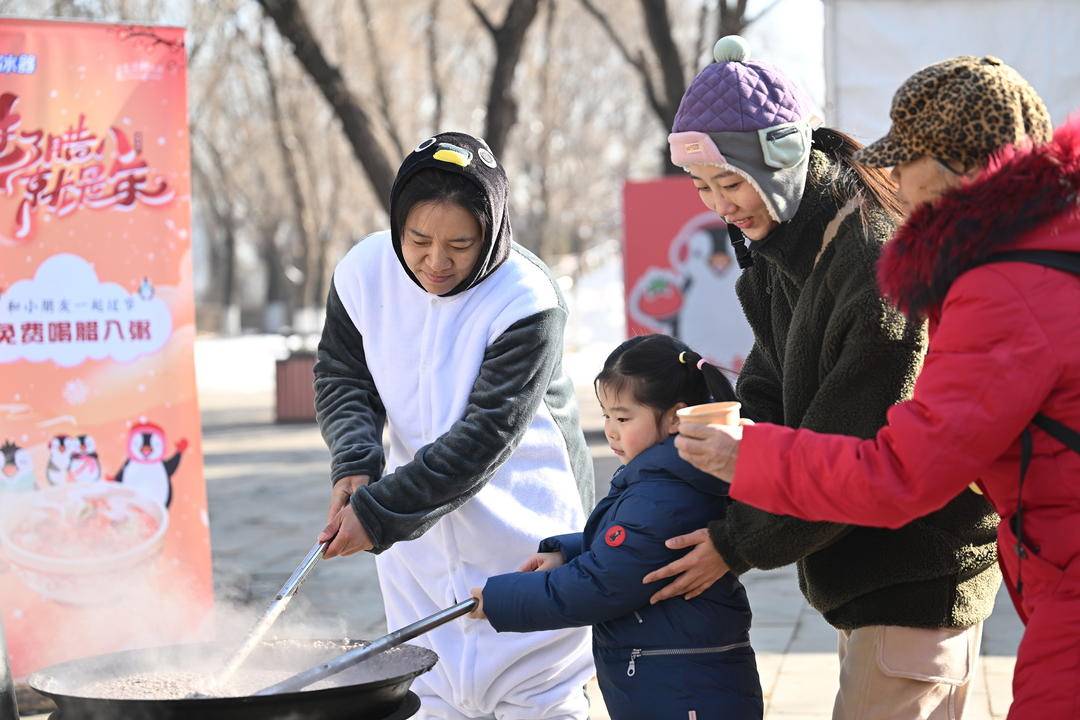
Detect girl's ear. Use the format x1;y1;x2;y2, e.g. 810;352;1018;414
664;403;687;435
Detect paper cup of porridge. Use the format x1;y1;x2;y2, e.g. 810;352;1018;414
676;401;741;426
0;483;168;605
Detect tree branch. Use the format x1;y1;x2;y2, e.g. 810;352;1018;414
256;0;396;213
577;0;643;74
576;0;666;119
746;0;784;27
357;0;405;157
426;0;444;132
639;0;684;129
467;0;498;36
478;0;542;157
254;21;314;306
692;0;710;72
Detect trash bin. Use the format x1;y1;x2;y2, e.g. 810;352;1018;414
275;350;317;423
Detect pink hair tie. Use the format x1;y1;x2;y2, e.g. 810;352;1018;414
697;358;708;371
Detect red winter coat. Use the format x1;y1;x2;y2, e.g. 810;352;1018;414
730;117;1080;719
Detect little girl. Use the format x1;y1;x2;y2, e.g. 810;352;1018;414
470;335;763;720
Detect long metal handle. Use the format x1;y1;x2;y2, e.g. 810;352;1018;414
205;541;328;694
255;598;478;696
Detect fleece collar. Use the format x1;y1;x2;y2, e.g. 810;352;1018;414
878;117;1080;321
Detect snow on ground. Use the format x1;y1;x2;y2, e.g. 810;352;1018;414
194;255;627;404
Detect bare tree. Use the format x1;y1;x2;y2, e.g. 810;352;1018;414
425;0;444;133
577;0;781;174
356;0;406;157
252;23;317;310
257;0;398;213
466;0;542;158
717;0;783;38
576;0;684;173
191;129;240;309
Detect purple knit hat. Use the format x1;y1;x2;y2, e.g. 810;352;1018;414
670;36;815;223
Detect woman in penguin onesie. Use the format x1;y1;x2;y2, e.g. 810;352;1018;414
314;131;595;720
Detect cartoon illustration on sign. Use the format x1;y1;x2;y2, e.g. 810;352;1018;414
627;212;755;370
113;422;187;508
1;440;35;492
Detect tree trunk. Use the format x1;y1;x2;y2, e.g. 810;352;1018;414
192;132;240;309
425;0;444;133
468;0;543;159
256;0;397;213
356;0;405;157
254;28;314;310
717;0;750;38
532;0;557;261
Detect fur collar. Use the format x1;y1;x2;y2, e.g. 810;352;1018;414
878;117;1080;320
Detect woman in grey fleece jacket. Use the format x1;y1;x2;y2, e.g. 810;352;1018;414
651;38;1001;719
314;132;594;720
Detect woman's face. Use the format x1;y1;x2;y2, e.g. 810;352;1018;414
890;156;970;217
686;163;779;241
401;201;484;295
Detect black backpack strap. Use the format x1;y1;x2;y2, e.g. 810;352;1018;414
978;249;1080;597
1033;413;1080;455
1014;427;1034;595
981;250;1080;274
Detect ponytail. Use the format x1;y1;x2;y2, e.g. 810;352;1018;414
596;335;736;415
677;350;737;403
811;127;905;222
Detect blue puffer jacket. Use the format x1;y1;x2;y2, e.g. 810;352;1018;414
483;438;763;720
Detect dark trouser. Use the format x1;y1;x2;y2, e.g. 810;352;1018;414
594;646;762;720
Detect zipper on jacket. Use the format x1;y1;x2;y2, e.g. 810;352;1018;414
632;611;644;624
626;640;751;677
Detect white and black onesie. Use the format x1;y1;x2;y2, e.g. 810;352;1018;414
315;133;595;719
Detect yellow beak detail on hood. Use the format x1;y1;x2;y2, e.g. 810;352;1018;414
433;146;473;167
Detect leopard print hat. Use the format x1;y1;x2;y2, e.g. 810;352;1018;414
855;55;1052;169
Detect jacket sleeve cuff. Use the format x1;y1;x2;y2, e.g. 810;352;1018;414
483;571;553;632
539;533;584;560
349;487;389;554
330;455;384;485
707;517;753;576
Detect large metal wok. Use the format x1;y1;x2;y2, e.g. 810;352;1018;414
28;637;437;720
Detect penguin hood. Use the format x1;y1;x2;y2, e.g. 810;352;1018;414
389;132;512;297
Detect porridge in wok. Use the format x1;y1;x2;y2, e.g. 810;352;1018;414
65;643;424;699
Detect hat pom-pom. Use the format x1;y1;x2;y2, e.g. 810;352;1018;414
713;35;751;64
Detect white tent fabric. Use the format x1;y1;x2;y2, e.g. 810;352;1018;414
825;0;1080;144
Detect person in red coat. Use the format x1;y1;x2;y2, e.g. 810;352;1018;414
676;57;1079;719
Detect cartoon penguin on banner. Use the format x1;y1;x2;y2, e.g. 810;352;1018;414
46;435;78;485
113;422;188;508
676;225;754;369
69;434;103;484
1;440;36;492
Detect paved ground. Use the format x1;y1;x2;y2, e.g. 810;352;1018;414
19;388;1022;718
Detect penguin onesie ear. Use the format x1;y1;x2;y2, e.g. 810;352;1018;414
389;132;512;296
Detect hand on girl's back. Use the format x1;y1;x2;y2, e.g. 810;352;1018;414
518;551;565;572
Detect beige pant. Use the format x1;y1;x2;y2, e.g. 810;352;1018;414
833;623;982;720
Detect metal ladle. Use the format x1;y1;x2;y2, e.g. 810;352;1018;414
255;598;478;696
190;540;328;697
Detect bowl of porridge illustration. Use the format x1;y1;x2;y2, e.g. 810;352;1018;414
0;483;168;605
